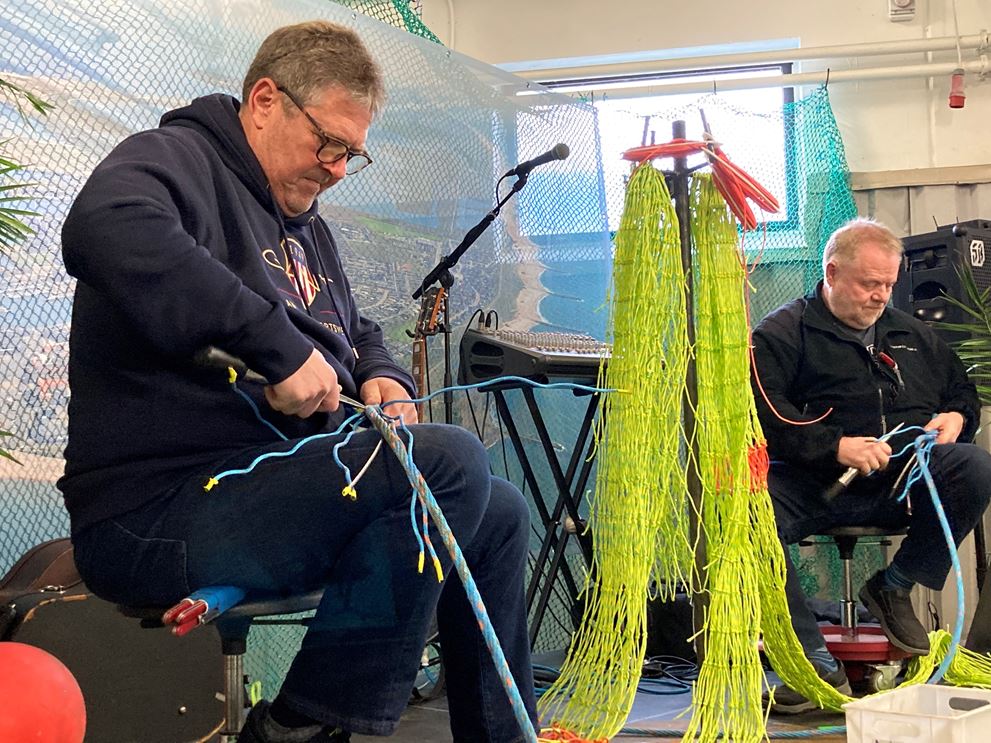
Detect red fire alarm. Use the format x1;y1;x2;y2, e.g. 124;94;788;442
949;68;966;109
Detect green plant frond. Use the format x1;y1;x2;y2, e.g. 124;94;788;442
0;181;39;194
0;77;54;116
935;265;991;406
0;216;36;233
0;431;22;464
0;199;39;213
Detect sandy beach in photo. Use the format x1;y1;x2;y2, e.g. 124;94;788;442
502;259;548;332
500;209;549;332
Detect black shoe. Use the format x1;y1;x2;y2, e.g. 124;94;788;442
764;661;852;714
237;700;351;742
858;570;930;655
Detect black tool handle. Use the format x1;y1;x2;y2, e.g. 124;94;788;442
192;347;268;384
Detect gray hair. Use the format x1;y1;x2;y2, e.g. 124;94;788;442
822;217;904;274
242;20;385;117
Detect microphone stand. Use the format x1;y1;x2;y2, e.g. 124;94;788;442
413;174;531;424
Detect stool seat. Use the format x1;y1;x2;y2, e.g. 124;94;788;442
812;526;909;671
818;526;908;538
118;588;324;625
119;588;326;742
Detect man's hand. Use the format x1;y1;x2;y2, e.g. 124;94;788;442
837;436;892;475
265;348;340;418
925;411;965;445
360;377;418;425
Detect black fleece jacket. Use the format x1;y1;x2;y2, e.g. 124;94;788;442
751;283;979;477
59;94;414;532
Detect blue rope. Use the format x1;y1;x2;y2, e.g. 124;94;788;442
377;374;617;411
362;404;538;743
331;420;365;487
205;410;364;487
232;382;287;441
893;429;965;684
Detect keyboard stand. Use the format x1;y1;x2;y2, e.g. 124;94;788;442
489;385;599;647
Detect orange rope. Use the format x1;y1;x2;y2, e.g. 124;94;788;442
622;137;780;232
538;727;609;743
748;442;769;492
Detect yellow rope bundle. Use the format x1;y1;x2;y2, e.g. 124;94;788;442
539;162;691;738
685;174;769;740
538;165;991;743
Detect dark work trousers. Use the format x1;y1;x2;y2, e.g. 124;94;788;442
769;443;991;660
72;423;538;742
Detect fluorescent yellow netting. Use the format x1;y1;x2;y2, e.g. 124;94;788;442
539;172;845;742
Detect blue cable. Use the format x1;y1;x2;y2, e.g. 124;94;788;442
377;374;617;412
331;420;365;485
894;430;965;684
207;410;364;485
232;384;288;441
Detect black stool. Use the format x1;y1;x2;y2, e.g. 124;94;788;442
815;526;909;690
121;589;324;741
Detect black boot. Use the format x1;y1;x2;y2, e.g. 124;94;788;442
237;700;351;742
764;661;852;714
859;570;930;655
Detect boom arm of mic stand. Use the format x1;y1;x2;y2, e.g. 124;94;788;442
412;175;527;300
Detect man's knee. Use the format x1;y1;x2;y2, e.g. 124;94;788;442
936;443;991;512
409;424;491;532
411;424;490;487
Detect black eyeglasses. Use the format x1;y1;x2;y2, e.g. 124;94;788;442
277;86;372;175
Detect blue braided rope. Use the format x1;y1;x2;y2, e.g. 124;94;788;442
396;419;441;572
362;404;538;743
895;429;964;684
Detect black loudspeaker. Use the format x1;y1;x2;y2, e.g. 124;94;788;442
891;219;991;341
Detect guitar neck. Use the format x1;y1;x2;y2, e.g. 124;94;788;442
411;337;427;416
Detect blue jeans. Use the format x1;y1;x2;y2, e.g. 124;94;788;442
72;423;538;742
770;443;991;659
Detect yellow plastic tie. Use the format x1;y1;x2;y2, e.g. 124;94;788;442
227;367;237;384
204;477;219;491
248;680;263;706
342;484;357;500
432;557;443;583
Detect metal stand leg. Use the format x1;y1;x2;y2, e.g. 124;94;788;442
841;557;857;631
220;652;244;741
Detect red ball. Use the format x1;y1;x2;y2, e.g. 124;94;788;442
0;642;86;742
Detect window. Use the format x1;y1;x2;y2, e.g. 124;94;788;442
542;64;794;232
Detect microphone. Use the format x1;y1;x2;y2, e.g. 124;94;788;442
504;143;570;179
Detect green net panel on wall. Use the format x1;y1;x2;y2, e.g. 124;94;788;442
0;0;609;692
0;0;860;699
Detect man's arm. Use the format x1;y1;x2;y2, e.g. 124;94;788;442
62;132;316;386
751;312;845;472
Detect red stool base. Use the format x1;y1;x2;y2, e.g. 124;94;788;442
822;623;911;663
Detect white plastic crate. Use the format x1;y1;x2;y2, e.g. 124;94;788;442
845;685;991;742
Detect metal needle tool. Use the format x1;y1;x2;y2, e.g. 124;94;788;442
824;421;906;501
195;346;365;409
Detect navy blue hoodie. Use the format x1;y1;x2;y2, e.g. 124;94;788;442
60;94;414;532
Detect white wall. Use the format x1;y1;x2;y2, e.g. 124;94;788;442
421;0;990;175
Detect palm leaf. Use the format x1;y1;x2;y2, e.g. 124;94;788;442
936;265;991;406
0;431;21;464
0;78;54;117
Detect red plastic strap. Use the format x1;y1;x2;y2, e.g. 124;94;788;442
621;137;779;230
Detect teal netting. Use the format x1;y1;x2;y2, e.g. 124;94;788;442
0;0;859;700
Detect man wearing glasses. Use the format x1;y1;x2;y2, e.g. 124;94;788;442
60;20;536;743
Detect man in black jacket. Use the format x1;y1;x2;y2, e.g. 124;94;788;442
60;20;536;743
752;217;991;712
